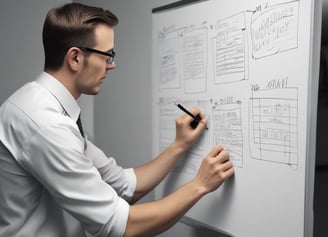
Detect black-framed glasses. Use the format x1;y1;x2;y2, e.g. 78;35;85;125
78;47;116;64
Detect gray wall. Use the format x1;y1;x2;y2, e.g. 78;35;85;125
0;0;68;103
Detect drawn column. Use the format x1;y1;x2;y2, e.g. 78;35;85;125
158;27;181;90
212;101;243;168
179;26;208;93
213;12;248;84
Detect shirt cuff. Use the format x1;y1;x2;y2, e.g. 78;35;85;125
122;168;137;202
98;197;130;237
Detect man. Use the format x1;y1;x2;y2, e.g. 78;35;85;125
0;3;234;237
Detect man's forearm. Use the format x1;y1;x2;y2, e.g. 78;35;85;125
124;179;206;237
131;141;187;203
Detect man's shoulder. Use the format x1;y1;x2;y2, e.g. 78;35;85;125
0;81;65;131
10;81;62;113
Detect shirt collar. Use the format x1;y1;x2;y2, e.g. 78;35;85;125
35;72;81;122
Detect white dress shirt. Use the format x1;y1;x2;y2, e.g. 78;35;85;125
0;72;136;237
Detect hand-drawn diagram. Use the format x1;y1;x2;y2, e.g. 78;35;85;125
157;97;179;152
213;12;248;84
249;87;298;167
158;27;180;90
179;26;208;93
251;1;299;59
158;98;212;175
157;24;208;94
212;100;243;168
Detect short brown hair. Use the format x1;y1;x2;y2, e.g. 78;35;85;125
42;3;118;70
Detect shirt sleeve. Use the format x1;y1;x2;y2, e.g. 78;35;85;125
18;122;130;237
85;140;136;202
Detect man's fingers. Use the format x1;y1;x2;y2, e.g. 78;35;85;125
209;145;224;157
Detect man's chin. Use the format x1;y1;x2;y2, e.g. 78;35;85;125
83;89;100;96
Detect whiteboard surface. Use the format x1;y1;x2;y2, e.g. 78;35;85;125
152;0;319;236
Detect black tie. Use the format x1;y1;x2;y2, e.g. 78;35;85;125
76;114;84;137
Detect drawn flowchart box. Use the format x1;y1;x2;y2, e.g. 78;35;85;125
249;88;298;166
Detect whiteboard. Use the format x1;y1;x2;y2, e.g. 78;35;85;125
151;0;321;236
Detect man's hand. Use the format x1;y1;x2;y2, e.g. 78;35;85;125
174;107;207;150
194;145;234;194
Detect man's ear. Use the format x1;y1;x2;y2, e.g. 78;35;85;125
66;47;82;72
